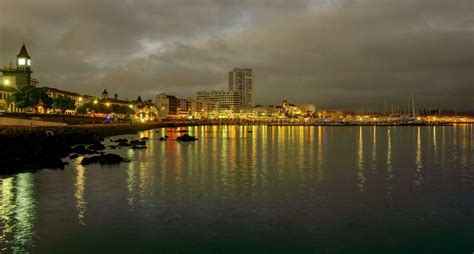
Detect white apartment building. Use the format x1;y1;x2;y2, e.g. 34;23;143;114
228;68;254;109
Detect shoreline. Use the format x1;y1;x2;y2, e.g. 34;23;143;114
1;122;472;175
0;123;171;175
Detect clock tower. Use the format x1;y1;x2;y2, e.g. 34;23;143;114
1;43;33;89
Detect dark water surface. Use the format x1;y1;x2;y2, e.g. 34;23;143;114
1;125;473;253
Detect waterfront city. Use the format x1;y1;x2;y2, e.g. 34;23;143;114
1;1;473;253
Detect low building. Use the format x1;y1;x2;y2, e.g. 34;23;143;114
282;100;302;117
197;90;240;111
188;98;219;118
317;110;344;120
298;104;316;116
0;76;22;112
134;101;158;122
43;87;93;108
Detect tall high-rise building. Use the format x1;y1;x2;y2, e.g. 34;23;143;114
228;68;254;109
1;43;33;89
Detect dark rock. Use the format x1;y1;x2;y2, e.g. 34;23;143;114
177;129;189;132
70;145;95;155
81;154;130;165
130;140;146;146
132;145;147;149
69;154;79;159
111;138;128;143
88;143;106;151
117;141;130;147
176;134;197;142
140;137;149;141
159;137;167;141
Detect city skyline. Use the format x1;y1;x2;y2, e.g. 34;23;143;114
1;0;473;111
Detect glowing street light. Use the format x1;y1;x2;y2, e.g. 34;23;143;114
105;102;111;107
3;79;10;86
93;99;98;104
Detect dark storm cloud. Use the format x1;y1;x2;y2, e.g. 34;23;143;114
0;0;472;110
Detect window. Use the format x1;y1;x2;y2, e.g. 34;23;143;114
18;58;26;65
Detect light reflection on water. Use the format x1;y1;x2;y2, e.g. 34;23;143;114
0;125;473;253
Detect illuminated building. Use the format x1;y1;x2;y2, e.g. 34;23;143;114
43;87;95;109
0;43;35;89
228;68;254;109
0;76;19;112
297;104;316;116
134;101;158;122
282;100;302;117
188;98;219;117
197;90;240;111
177;97;189;115
156;93;178;116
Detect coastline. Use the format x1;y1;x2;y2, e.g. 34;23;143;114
1;122;471;175
0;123;174;175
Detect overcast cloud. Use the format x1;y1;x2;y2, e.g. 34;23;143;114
1;0;473;111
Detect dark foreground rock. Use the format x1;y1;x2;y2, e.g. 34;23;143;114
0;123;162;174
70;145;95;155
176;134;198;142
88;143;106;151
130;140;146;146
81;154;130;165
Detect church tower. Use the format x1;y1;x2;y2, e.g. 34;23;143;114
1;43;33;89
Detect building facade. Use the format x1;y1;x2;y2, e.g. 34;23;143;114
298;104;317;116
197;90;239;111
0;76;19;112
156;93;178;116
228;68;254;109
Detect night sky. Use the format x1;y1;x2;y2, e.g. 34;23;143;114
1;0;472;111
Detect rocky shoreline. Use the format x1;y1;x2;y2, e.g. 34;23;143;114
0;123;180;175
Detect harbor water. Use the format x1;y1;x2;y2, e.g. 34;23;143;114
0;125;473;253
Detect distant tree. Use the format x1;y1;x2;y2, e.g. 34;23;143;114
76;105;88;115
52;96;76;113
11;86;52;112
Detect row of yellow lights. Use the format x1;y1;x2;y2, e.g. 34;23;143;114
91;99;133;108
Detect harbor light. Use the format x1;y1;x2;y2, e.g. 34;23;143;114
129;104;133;109
105;102;111;107
93;99;98;104
3;79;10;86
78;97;83;102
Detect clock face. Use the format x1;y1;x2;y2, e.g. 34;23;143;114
18;58;26;65
27;59;31;66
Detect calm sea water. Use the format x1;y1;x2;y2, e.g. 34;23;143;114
0;125;473;253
